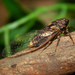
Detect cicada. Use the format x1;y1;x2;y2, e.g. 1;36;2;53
2;18;75;57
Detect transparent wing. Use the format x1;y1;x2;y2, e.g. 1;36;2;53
2;30;38;57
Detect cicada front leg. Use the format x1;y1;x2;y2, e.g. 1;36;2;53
64;26;75;45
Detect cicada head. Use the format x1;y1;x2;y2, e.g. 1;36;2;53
47;18;69;31
56;18;69;30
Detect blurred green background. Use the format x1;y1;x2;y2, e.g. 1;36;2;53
0;0;75;58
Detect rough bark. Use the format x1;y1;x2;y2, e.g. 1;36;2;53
0;31;75;75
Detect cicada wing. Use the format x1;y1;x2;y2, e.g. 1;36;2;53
2;30;38;57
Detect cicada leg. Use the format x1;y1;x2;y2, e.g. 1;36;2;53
55;35;60;52
66;27;75;45
38;41;52;55
68;26;75;31
68;32;74;44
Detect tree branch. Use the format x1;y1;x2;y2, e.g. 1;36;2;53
0;31;75;75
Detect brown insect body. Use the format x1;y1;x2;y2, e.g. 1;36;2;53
4;18;74;58
29;18;69;48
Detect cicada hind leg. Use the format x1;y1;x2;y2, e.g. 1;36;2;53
38;41;52;55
